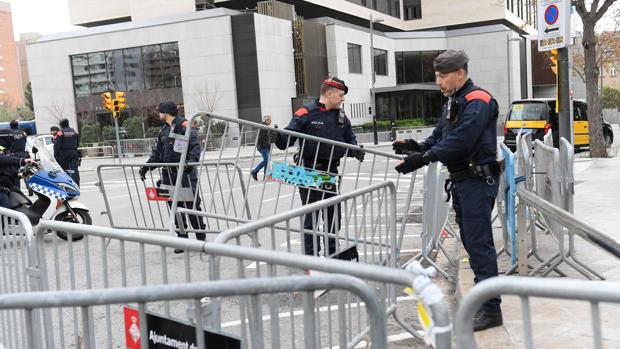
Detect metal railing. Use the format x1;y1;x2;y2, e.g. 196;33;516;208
455;276;620;349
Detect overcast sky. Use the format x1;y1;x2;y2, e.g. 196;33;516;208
8;0;79;40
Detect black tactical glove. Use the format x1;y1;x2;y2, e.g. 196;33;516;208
394;152;430;174
392;139;423;155
139;166;151;181
351;144;365;162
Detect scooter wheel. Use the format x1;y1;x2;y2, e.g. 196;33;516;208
54;209;92;241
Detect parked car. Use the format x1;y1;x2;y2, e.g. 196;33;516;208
503;98;614;150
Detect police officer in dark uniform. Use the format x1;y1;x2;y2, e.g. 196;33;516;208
9;120;28;188
275;77;364;256
139;102;206;252
54;119;81;186
0;132;35;208
393;50;503;331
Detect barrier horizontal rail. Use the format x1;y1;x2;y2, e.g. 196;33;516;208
26;219;449;348
0;274;387;349
455;276;620;349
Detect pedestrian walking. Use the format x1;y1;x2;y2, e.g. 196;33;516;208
251;115;275;181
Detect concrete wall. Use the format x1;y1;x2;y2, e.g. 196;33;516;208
68;0;129;25
27;11;239;134
253;14;297;127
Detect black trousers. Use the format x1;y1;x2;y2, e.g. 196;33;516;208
299;186;340;256
162;168;206;240
451;175;501;313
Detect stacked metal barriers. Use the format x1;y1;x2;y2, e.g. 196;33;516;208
97;112;421;248
3;206;450;348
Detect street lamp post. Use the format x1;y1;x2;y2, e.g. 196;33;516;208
369;14;383;145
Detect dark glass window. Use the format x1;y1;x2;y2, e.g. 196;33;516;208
404;51;421;83
88;52;108;94
142;45;164;89
374;49;388;76
404;0;422;20
123;47;145;91
106;50;127;92
71;54;90;96
395;52;404;84
422;51;440;83
71;42;181;96
348;43;362;74
161;42;182;88
344;0;399;18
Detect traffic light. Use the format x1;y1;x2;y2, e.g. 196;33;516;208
548;49;558;75
115;91;127;110
101;92;114;111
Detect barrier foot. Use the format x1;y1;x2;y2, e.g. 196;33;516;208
437;239;458;267
529;252;561;277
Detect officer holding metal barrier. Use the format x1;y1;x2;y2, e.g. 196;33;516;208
393;50;503;331
275;77;365;256
139;101;206;253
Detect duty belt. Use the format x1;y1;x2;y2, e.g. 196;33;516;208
444;161;502;202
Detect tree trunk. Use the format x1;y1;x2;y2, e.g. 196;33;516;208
583;22;608;157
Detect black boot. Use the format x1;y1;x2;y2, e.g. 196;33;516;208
473;309;503;332
174;234;188;254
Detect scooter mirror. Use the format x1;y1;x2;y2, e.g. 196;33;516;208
32;146;39;154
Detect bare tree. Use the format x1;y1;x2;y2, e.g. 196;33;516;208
575;0;618;157
44;100;69;123
192;81;222;113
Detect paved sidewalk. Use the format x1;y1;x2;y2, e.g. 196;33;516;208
456;136;620;348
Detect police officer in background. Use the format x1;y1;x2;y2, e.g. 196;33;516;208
393;50;503;331
139;101;206;253
9;120;28;188
275;77;364;256
50;126;60;143
0;132;35;208
54;119;81;186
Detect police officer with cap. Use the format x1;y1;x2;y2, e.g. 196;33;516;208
0;130;35;208
139;101;206;252
54;118;81;186
275;76;364;256
393;49;503;331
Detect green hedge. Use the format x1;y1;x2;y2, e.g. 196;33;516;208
358;118;427;131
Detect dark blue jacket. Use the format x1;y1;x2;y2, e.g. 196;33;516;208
54;127;80;163
424;79;498;172
275;100;357;163
10;129;28;158
147;116;201;165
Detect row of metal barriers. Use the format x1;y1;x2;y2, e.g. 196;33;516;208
4;111;620;348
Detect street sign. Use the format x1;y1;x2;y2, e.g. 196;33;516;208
537;0;571;51
123;306;241;348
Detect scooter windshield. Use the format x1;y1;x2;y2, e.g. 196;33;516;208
28;137;63;171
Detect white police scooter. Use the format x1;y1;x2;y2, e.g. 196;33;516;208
8;144;90;240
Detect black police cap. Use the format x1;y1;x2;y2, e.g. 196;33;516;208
158;101;178;114
433;50;469;74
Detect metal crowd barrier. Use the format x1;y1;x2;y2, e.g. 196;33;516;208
518;136;603;279
0;208;38;349
455;277;620;349
97;162;250;232
96;112;420;250
24;219;450;348
407;162;455;279
0;274;388;349
78;145;116;159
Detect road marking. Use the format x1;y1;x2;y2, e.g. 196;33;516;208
219;295;416;328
